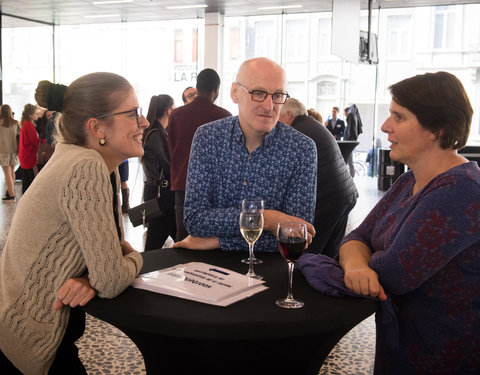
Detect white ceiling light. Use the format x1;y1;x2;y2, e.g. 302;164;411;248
165;5;208;10
92;0;134;4
84;14;120;18
258;5;303;10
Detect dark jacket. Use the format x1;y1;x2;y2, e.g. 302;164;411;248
291;115;358;255
345;104;363;141
326;118;345;140
142;124;171;185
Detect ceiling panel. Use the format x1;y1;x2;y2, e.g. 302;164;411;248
1;0;479;27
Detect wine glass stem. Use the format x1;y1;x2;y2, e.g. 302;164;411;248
286;261;295;300
247;243;256;276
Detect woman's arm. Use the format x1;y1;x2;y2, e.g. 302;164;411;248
146;130;171;171
339;240;387;300
63;159;143;298
53;275;96;311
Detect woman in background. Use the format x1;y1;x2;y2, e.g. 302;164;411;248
0;105;19;201
0;72;146;374
307;108;323;123
339;71;480;374
18;103;40;193
142;94;176;250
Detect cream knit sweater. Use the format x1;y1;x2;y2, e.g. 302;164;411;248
0;143;143;375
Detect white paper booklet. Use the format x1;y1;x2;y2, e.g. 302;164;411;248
131;262;268;307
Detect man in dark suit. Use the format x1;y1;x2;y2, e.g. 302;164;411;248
279;98;358;258
325;106;345;140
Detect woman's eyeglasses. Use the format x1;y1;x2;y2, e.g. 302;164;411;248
95;107;143;125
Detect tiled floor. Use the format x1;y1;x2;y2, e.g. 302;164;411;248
0;158;383;374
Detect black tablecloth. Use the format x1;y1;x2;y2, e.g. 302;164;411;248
84;248;377;374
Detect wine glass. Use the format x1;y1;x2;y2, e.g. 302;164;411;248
240;199;264;265
276;222;308;309
239;199;264;279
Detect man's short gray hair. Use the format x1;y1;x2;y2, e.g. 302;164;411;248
282;98;307;117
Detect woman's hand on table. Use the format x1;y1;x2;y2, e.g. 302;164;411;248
339;240;387;301
263;210;315;245
344;266;387;301
171;235;220;250
54;275;97;311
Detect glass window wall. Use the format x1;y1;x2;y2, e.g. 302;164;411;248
2;3;480;173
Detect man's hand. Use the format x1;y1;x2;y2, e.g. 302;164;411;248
54;275;96;311
171;235;221;250
263;210;315;245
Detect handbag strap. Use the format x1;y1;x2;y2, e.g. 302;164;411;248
157;169;164;198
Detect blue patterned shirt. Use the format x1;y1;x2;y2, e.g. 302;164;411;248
184;115;317;252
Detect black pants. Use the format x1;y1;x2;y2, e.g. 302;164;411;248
21;168;35;194
0;307;87;374
174;190;188;242
144;184;176;250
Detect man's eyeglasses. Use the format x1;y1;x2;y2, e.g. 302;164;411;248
236;82;289;104
95;107;143;125
186;92;197;99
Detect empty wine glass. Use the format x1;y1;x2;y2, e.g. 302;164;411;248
276;222;308;309
240;199;264;265
239;199;264;279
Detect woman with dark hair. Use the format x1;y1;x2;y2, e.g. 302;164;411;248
18;103;41;193
338;71;480;374
142;94;176;250
0;72;147;374
0;105;19;201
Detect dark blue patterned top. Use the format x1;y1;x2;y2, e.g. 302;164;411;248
184;116;317;252
343;162;480;374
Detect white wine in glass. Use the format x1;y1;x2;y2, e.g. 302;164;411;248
239;211;264;279
240;199;264;265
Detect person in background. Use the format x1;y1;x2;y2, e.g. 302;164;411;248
18;103;40;193
279;98;358;258
34;80;68;145
339;71;480;374
325;106;345;140
0;105;19;202
0;72;145;374
35;108;54;172
174;57;317;252
142;94;177;250
307;108;323;123
343;105;361;176
168;69;231;241
344;104;363;141
118;160;130;213
181;86;197;104
35;107;51;141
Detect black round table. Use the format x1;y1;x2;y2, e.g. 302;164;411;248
84;248;377;375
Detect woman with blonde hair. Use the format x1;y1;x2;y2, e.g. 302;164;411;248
0;72;147;374
0;105;19;201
